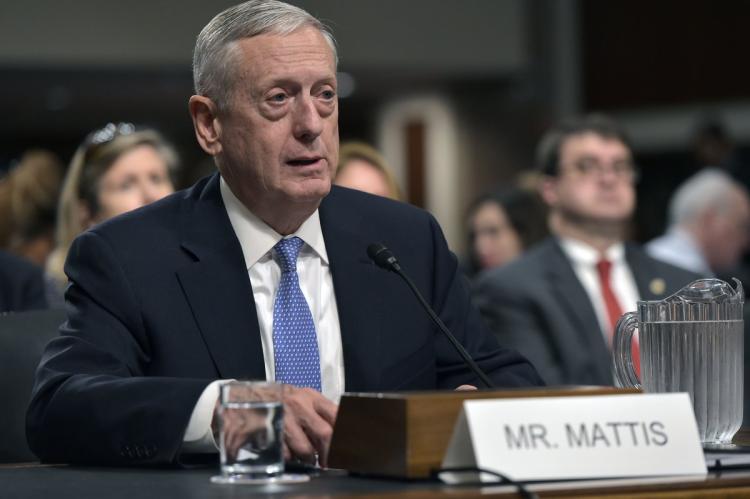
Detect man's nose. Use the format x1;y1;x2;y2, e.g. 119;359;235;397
597;165;621;184
292;96;323;143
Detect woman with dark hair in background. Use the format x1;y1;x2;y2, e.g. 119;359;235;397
465;187;548;278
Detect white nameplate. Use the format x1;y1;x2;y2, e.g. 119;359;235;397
442;393;706;482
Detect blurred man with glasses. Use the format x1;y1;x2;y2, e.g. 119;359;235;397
474;114;699;386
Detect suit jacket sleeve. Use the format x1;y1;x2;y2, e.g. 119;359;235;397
425;216;544;389
26;230;211;465
473;270;563;385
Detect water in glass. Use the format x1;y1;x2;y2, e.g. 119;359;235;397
220;400;284;476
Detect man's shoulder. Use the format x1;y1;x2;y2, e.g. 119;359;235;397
626;242;704;282
326;185;425;214
474;238;559;295
482;238;558;281
89;176;211;243
323;186;433;228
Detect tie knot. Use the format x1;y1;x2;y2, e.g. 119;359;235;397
596;259;612;280
274;237;304;273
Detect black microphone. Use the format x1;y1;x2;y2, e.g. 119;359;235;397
366;243;495;388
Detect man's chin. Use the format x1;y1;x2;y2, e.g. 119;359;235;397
285;180;332;204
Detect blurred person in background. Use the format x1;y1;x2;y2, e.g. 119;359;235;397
333;141;401;200
46;123;179;299
474;114;700;386
646;168;750;277
464;187;548;278
0;149;64;267
0;249;48;312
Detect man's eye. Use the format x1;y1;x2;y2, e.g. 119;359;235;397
320;90;336;100
270;93;287;103
576;159;596;173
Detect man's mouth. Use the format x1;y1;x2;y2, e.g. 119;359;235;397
287;157;322;166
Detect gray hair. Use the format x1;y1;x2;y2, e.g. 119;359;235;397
193;0;338;109
669;168;742;225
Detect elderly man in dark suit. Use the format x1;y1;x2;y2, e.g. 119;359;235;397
474;114;699;387
27;0;541;467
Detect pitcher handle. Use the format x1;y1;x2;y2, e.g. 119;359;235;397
612;311;641;389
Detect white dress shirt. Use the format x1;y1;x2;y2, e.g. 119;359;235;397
558;238;641;341
182;178;344;452
646;227;713;277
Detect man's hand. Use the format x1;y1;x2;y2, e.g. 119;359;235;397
221;404;273;463
211;385;338;467
281;385;338;467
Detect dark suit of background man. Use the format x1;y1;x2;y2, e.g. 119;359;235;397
27;0;541;467
474;114;699;386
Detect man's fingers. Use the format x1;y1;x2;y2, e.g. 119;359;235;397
282;386;338;466
284;411;317;462
299;412;333;467
313;396;338;426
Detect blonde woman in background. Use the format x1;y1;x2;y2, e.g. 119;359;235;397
334;141;402;200
47;123;179;300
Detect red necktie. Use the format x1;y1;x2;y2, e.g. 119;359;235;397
596;259;640;377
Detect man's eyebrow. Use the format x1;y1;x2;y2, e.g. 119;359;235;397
256;75;336;88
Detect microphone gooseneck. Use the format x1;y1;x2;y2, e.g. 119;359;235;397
366;243;495;388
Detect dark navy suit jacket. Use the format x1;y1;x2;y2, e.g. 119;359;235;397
27;173;541;465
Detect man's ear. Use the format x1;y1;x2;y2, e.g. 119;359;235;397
189;95;223;156
539;175;559;207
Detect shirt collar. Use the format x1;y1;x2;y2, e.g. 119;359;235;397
558;237;625;266
220;176;329;270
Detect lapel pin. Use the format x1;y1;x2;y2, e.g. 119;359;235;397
650;278;666;296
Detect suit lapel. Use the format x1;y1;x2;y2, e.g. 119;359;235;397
626;243;671;301
543;239;612;377
319;189;385;392
175;174;266;380
544;240;600;335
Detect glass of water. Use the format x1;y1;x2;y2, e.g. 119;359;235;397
212;381;285;483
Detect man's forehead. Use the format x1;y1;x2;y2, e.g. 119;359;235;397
561;132;631;158
233;28;335;66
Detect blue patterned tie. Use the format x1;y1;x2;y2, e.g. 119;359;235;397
272;237;322;391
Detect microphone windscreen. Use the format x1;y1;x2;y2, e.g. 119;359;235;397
367;243;396;271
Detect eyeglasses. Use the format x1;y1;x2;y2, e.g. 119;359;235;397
560;158;639;182
80;122;136;163
85;122;135;147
